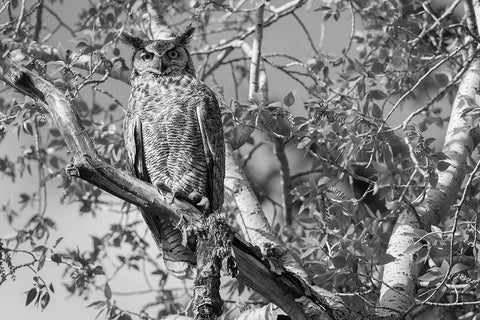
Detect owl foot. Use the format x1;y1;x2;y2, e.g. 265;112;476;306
195;195;210;213
155;183;174;204
184;191;210;213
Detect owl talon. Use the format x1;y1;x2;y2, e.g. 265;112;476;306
194;195;210;213
170;188;178;205
155;184;171;203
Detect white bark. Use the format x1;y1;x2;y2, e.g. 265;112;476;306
416;55;480;225
377;210;419;318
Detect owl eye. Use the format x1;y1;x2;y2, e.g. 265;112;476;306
141;52;154;61
166;49;179;59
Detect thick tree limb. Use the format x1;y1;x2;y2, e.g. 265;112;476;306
379;6;480;316
0;53;336;320
416;0;480;226
144;0;172;40
377;210;419;318
416;52;480;225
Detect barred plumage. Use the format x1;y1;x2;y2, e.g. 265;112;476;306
122;26;225;278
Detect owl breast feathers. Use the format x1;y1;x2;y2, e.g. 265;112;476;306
125;73;225;212
121;25;225;278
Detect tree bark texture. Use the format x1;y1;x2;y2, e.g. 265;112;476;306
416;54;480;226
378;210;419;318
379;41;480;318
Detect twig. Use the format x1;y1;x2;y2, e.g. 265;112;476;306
0;1;10;15
382;41;471;125
33;0;44;41
241;142;264;169
409;0;462;46
248;4;264;99
291;12;318;54
34;116;47;218
13;0;26;37
197;0;306;79
229;63;239;101
273;137;293;226
43;5;76;36
344;0;355;57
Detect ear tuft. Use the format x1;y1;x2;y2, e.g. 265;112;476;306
175;24;195;46
119;32;146;50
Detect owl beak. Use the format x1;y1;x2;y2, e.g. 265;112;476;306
159;59;168;74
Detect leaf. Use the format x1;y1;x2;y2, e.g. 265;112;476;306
404;242;423;255
53;237;64;248
377;253;396;265
450;263;469;276
23;122;33;135
339;69;359;81
371;103;382;118
418;269;442;282
93;266;105;275
352;59;366;75
434;73;450;86
26;288;38;306
118;314;132;320
437;161;451;171
428;171;438;188
230;124;254;149
50;129;61;137
37;252;47;271
87;300;106;309
440;260;449;276
370;61;384;75
46;61;66;77
331;255;347;268
32;245;47;253
368;90;387;100
57;42;68;61
51;253;62;263
300;246;318;259
40;292;50;309
104;283;112;300
283;92;295;107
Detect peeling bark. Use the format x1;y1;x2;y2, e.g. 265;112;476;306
378;210;419;318
417;55;480;226
379;34;480;319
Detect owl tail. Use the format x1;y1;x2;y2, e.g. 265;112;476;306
141;209;196;279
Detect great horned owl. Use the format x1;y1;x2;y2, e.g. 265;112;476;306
121;25;225;279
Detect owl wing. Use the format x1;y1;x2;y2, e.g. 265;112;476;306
196;93;225;212
123;112;149;182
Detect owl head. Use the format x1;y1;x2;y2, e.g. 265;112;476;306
121;25;196;77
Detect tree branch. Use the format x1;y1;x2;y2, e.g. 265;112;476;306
378;5;480;317
1;40;130;83
416;50;480;226
377;209;419;317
